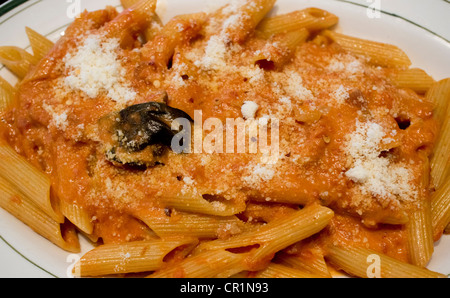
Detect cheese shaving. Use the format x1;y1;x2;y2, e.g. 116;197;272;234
344;120;417;203
63;34;136;106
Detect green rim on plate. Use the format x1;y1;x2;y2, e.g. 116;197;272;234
0;0;29;17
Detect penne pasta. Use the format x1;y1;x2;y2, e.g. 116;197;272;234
0;76;15;112
323;30;411;68
148;248;248;278
445;224;450;235
276;251;332;278
101;0;157;48
135;210;247;239
427;78;450;189
25;27;54;61
0;142;64;223
158;192;246;216
141;12;206;68
256;7;339;39
0;175;79;252
391;68;436;94
120;0;163;42
405;153;434;266
0;46;39;79
427;78;450;124
120;0;140;9
223;0;276;44
430;116;450;190
194;204;334;267
59;199;94;235
253;28;309;69
248;263;323;278
406;200;434;267
431;179;450;239
73;237;198;277
325;245;446;278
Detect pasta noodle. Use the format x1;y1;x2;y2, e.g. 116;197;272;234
74;237;198;276
391;68;436;94
0;175;79;252
25;27;55;61
256;7;338;39
322;30;412;67
427;79;450;189
0;0;448;278
0;142;63;223
0;46;39;79
0;76;15;112
325;245;446;278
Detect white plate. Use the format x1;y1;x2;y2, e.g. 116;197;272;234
0;0;449;278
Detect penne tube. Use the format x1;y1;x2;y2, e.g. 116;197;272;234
149;248;248;278
0;142;64;223
430;115;450;189
101;0;157;48
256;7;339;39
25;27;54;61
141;12;206;68
249;263;323;278
445;223;450;235
0;175;79;252
427;78;450;124
391;68;436;94
325;245;446;278
427;79;450;189
0;46;39;79
120;0;139;9
0;76;15;112
431;179;450;239
253;28;309;69
120;0;163;42
158;192;246;216
405;200;434;267
194;204;334;267
143;13;163;42
223;0;276;44
277;251;332;277
323;30;411;68
59;199;93;235
135;209;247;239
73;237;198;277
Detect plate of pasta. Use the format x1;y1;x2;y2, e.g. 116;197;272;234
0;0;449;278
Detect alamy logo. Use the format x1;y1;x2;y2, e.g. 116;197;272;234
366;254;381;278
170;110;280;165
366;0;381;19
66;254;80;278
66;0;81;19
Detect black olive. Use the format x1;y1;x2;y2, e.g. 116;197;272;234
99;99;193;168
116;101;193;152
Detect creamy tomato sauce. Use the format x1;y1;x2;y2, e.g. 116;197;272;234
0;5;439;264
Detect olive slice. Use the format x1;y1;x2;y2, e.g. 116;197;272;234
98;100;193;168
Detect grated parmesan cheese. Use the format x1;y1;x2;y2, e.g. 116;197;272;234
332;84;350;104
241;101;259;119
43;103;69;131
63;34;136;106
271;70;315;103
344;120;417;203
327;54;364;75
196;35;228;71
242;163;275;187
